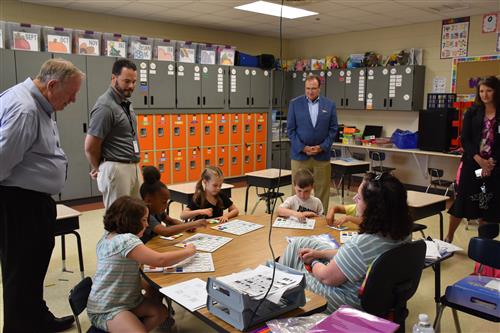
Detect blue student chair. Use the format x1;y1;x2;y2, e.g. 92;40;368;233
433;232;500;333
68;277;107;333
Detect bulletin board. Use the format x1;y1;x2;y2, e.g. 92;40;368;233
451;54;500;100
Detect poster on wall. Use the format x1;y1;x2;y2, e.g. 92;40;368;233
482;13;498;33
440;16;470;59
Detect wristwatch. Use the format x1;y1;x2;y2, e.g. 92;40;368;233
305;260;321;273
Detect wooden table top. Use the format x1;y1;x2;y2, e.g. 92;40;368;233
245;168;292;179
407;190;449;208
56;204;82;220
332;143;462;159
167;181;234;194
144;214;345;332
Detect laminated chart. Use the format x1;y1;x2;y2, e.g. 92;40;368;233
212;219;264;236
175;233;232;252
273;217;315;230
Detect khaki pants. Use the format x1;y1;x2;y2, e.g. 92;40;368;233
97;161;143;210
291;158;331;212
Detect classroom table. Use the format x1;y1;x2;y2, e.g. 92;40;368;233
166;181;234;215
330;159;370;204
143;214;332;332
244;168;292;214
55;204;84;279
407;190;449;241
332;143;461;178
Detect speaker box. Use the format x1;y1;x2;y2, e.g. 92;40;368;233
258;54;275;69
418;109;454;152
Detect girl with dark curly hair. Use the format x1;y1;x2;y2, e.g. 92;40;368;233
280;172;413;313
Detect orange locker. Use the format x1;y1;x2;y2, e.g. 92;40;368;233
202;147;216;168
172;149;186;183
230;113;242;145
137;115;153;151
140;151;154;170
187;114;201;148
171;114;187;148
256;112;267;143
155;114;170;150
155;150;170;185
217;146;229;176
217;113;229;146
230;145;243;177
243;144;254;174
243;113;255;143
255;143;267;170
202;114;216;147
187;147;202;182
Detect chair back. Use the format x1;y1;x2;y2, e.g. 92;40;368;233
428;168;444;178
478;223;499;239
468;237;500;270
68;277;93;333
360;240;426;328
369;151;386;161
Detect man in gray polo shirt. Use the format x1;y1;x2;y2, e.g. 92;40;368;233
85;58;142;209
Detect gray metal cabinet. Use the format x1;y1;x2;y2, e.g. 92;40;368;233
289;71;306;101
325;69;346;108
86;56;115;197
271;141;290;169
229;66;251;108
250;68;270;108
0;49;16;93
272;70;288;107
55;54;92;200
229;66;270;109
177;63;226;109
344;68;366;109
366;67;389;110
388;65;425;111
132;60;176;110
15;50;51;82
176;63;200;108
201;64;225;108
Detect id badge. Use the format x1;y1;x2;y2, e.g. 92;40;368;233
133;140;140;153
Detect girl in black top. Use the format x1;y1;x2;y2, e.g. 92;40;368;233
180;166;239;222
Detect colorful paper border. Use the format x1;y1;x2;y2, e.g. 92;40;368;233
450;54;500;93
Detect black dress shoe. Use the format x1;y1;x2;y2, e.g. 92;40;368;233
43;315;75;333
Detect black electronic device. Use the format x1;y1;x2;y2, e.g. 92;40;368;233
418;109;454;152
363;125;383;138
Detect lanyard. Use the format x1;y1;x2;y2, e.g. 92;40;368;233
120;101;136;137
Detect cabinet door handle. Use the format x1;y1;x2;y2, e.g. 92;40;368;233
341;98;343;107
389;99;393;108
83;123;87;133
346;98;349;107
150;96;154;105
247;97;250;105
251;97;254;105
197;96;201;105
383;98;387;108
144;96;148;105
203;96;206;105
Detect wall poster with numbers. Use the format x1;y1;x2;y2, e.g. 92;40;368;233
440;16;470;59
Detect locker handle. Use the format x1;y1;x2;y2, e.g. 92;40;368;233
203;96;206;105
246;97;250;105
197;96;201;105
383;98;387;108
340;98;344;107
150;96;154;105
389;99;393;108
144;96;148;105
345;98;349;107
83;123;87;133
251;97;254;105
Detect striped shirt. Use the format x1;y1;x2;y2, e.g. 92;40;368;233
87;232;143;315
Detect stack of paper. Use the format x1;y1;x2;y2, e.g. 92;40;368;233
425;239;463;260
160;278;208;312
143;253;215;274
218;265;302;304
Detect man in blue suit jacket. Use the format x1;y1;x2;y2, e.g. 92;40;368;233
287;74;338;211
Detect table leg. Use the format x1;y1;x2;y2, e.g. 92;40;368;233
61;235;66;272
244;185;251;214
433;262;441;320
439;212;443;240
72;231;85;279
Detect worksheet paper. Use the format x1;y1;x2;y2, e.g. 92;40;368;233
212;219;264;235
143;253;215;273
174;233;232;252
273;217;315;230
159;278;208;312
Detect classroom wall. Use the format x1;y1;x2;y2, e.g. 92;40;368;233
0;0;288;56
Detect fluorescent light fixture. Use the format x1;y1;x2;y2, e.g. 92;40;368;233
235;1;318;19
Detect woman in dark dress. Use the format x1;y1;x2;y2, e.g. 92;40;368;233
447;76;500;239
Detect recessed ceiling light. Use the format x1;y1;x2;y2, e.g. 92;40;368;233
235;1;318;19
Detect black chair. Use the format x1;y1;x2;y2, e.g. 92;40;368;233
412;223;427;238
369;151;396;174
68;277;107;333
433;237;500;332
425;168;454;197
360;240;426;333
250;188;284;214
